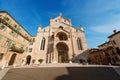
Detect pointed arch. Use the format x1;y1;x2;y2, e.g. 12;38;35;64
56;42;69;63
56;32;68;40
40;37;46;50
77;38;83;50
8;53;17;65
26;55;31;65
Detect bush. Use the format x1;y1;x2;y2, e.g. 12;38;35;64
87;58;91;63
32;59;36;64
83;59;87;63
82;59;88;65
38;59;43;64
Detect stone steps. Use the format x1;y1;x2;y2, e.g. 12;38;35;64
14;63;119;68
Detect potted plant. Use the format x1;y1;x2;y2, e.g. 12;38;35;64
38;59;43;64
82;59;88;65
32;59;36;65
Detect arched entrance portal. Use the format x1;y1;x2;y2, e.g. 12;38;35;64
26;55;31;65
8;54;17;65
56;42;69;63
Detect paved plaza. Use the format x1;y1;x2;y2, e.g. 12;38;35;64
0;64;120;80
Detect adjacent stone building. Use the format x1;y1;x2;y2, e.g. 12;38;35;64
108;30;120;54
89;30;120;65
0;11;33;67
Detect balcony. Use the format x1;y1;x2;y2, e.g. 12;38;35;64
9;45;24;53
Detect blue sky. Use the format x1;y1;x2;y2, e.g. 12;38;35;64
0;0;120;48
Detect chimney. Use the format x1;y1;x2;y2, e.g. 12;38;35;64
113;30;117;33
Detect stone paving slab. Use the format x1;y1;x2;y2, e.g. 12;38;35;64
0;68;9;80
2;67;120;80
113;67;120;76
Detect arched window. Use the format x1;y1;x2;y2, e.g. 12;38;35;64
56;32;68;40
40;38;46;50
59;26;63;29
0;53;4;60
77;38;83;50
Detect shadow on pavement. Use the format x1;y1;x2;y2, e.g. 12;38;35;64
55;67;120;80
2;67;120;80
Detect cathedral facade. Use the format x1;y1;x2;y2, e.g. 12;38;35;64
30;14;88;64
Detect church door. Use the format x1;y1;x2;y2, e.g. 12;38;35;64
56;42;69;63
8;54;17;65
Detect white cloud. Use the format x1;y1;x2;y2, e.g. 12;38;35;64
60;0;120;34
61;0;120;16
82;0;120;14
91;13;120;33
91;24;120;33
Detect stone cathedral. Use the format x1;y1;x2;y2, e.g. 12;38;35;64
31;14;88;64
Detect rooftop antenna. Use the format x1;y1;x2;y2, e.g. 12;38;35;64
80;25;84;32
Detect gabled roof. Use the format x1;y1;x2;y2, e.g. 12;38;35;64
53;13;71;22
54;28;70;34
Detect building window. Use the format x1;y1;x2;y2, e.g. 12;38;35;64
25;34;27;37
17;27;22;33
33;38;35;42
3;17;11;23
29;42;33;45
59;35;67;40
14;24;17;28
40;38;46;50
15;34;18;38
25;47;28;52
64;20;66;22
9;30;15;36
51;35;54;38
20;45;24;49
0;53;4;60
4;39;12;47
28;48;32;53
23;39;25;42
4;17;9;21
77;38;83;50
57;32;68;40
113;40;116;44
12;42;16;46
116;47;120;55
9;30;18;38
0;35;2;41
0;23;7;31
59;26;63;29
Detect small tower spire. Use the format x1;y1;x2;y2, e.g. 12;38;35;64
50;17;52;20
80;25;84;32
38;24;42;33
39;24;42;28
59;12;62;17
